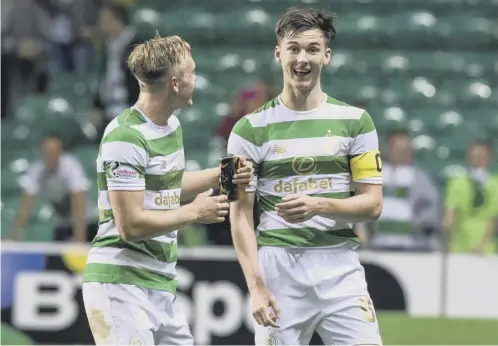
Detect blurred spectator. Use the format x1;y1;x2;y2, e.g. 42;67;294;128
444;140;498;255
6;133;97;243
366;129;441;251
1;0;50;118
89;2;140;137
46;0;102;74
215;78;276;143
205;79;275;246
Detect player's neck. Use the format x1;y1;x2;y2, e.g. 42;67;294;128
280;84;325;111
134;93;175;127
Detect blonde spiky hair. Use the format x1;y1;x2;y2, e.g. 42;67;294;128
127;32;191;86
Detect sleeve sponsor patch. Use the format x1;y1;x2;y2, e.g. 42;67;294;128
107;161;140;180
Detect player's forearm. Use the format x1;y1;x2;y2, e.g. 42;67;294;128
482;219;497;244
231;217;265;291
315;194;382;223
120;204;198;241
72;192;87;242
9;195;34;237
443;209;456;231
72;219;87;242
11;212;29;234
181;168;219;201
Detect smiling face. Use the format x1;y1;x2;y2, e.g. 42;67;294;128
275;28;331;92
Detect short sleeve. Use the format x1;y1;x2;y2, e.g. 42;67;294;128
348;111;383;184
62;155;89;193
101;126;148;191
227;117;262;192
20;163;43;195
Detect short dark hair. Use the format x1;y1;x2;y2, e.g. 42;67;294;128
42;132;63;141
471;139;493;151
41;132;64;147
387;128;411;141
275;7;337;44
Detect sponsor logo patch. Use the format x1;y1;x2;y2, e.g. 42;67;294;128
108;161;139;180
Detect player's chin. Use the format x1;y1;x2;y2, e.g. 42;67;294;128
292;79;316;91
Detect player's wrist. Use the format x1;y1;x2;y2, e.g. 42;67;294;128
210;166;221;189
181;203;201;224
315;197;336;217
247;277;266;293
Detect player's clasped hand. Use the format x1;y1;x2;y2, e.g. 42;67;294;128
192;189;230;224
233;156;254;187
251;286;281;328
275;194;318;223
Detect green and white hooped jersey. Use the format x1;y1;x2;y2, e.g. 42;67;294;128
83;107;184;293
227;94;383;248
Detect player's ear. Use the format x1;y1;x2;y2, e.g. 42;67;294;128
171;76;179;93
274;45;281;64
324;47;331;65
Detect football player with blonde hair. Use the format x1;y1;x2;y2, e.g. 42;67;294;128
82;33;254;345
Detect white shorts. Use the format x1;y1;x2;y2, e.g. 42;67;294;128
82;282;193;345
255;245;382;346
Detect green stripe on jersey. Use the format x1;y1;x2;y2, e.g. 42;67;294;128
148;127;183;157
92;235;178;263
258;228;358;247
117;108;146;126
259;155;350;179
258;192;352;213
231;117;267;147
98;209;114;224
83;263;177;293
326;96;348;106
252;98;280;114
103;125;147;148
146;170;183;190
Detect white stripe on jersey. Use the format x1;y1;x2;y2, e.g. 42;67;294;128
257;211;352;232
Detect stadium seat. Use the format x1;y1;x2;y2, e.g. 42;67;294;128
70;145;99;177
14;96;92;148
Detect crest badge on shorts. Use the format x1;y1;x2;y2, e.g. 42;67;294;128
265;333;278;345
325;129;341;156
129;336;144;345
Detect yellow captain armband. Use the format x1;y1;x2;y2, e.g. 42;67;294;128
350;150;383;183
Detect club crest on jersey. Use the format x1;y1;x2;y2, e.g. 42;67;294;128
108;161;139;180
325;129;341;156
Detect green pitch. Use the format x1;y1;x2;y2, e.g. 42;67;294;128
2;314;498;345
378;312;498;345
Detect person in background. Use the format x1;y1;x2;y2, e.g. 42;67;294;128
366;129;441;251
46;0;102;74
89;2;140;138
1;0;50;118
205;78;276;246
7;133;96;243
215;78;276;143
444;140;498;255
